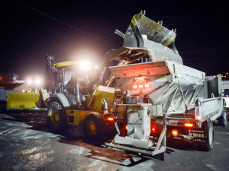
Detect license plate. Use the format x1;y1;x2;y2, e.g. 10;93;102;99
189;132;205;138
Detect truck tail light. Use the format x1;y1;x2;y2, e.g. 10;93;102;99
184;123;193;127
151;127;156;132
133;85;138;89
126;125;128;130
145;84;150;88
139;84;144;88
172;129;178;136
132;83;150;89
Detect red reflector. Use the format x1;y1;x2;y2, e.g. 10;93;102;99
184;123;193;127
139;85;143;88
145;84;150;88
172;129;178;136
107;117;114;121
133;85;138;89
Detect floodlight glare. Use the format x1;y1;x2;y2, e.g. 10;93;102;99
35;78;41;85
27;79;32;85
79;60;91;71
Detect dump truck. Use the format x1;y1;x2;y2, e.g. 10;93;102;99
105;11;227;157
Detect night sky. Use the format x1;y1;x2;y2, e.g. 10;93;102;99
0;0;228;80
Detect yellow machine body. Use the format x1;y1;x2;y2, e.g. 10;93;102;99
87;85;115;113
64;85;116;126
66;110;93;126
6;92;40;109
54;61;78;68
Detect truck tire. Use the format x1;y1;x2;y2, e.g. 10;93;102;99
83;113;105;140
0;101;6;113
218;109;228;126
46;101;69;134
198;120;214;151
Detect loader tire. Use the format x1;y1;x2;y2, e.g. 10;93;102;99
47;101;68;134
218;109;228;126
83;113;105;140
197;120;214;151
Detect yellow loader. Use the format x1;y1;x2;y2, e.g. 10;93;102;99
44;56;117;140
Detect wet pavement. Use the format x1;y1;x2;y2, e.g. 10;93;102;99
0;111;229;171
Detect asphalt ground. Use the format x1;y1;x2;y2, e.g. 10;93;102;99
0;111;229;171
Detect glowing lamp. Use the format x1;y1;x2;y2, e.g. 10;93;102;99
80;60;91;71
133;85;138;89
35;79;41;85
196;115;201;121
139;85;144;88
172;129;178;136
184;123;193;127
107;117;114;121
27;79;32;85
145;84;150;88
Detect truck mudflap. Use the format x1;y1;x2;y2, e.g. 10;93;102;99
170;130;206;143
166;124;207;144
189;130;206;141
173;134;193;142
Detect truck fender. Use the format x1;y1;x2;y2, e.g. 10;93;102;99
48;93;70;108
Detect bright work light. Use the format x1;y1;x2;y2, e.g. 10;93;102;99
79;60;91;71
35;78;41;85
27;79;32;85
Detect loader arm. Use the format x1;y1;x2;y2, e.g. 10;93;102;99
44;55;57;94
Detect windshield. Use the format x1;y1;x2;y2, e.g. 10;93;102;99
55;69;89;94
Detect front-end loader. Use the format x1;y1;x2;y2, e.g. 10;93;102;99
44;56;116;140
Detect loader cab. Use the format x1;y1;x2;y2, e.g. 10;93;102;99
53;61;90;107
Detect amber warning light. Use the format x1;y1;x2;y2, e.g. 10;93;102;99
184;123;193;127
107;117;114;121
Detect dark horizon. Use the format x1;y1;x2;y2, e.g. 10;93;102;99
0;0;228;80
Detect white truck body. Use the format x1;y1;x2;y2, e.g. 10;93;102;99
106;11;226;156
110;60;222;122
222;80;229;108
107;59;224;154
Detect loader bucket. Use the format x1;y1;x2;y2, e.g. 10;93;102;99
7;92;40;109
119;11;183;64
124;11;176;47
